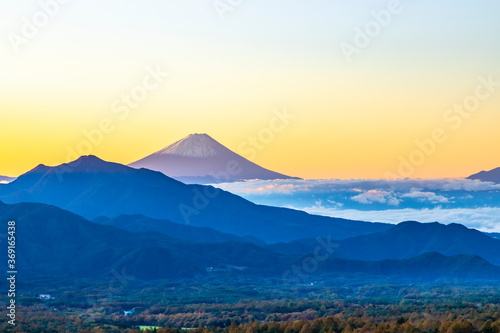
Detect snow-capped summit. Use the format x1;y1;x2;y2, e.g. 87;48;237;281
129;133;298;184
155;134;227;158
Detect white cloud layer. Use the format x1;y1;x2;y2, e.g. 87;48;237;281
293;206;500;233
401;191;450;204
213;178;500;233
351;190;401;205
214;178;500;194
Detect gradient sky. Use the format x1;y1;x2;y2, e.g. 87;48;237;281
1;0;499;179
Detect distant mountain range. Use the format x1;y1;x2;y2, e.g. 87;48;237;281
2;201;499;282
271;221;500;266
129;133;299;183
0;175;15;184
0;202;288;280
468;167;500;183
1;154;500;283
0;155;389;243
333;221;500;265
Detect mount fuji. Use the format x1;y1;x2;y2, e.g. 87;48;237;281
129;133;299;183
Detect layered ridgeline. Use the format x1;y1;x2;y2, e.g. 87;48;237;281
2;201;500;282
332;221;500;265
129;133;299;183
468;167;500;183
271;221;500;266
93;214;261;244
0;202;289;280
0;155;389;243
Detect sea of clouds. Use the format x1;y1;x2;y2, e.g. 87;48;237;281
213;178;500;232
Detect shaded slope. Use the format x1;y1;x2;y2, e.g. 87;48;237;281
0;201;289;280
333;221;500;265
93;214;261;244
0;156;390;243
1;202;498;282
0;201;200;280
316;252;500;281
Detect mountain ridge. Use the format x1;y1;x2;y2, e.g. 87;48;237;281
0;155;390;243
333;220;500;265
93;214;261;244
468;167;500;183
269;221;500;266
0;201;289;280
2;201;499;282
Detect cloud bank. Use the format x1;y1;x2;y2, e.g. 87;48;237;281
213;178;500;232
295;206;500;233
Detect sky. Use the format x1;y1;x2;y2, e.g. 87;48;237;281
1;0;500;179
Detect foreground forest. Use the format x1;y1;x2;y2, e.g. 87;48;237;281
3;299;500;333
2;279;500;332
